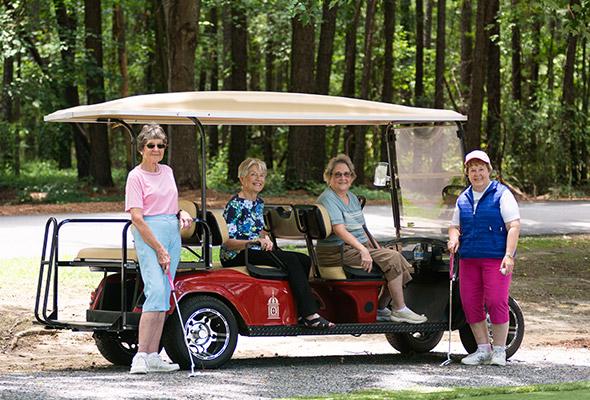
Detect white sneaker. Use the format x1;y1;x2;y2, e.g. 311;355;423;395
390;308;428;324
129;353;148;374
146;353;180;373
376;308;392;322
489;348;507;366
461;349;492;365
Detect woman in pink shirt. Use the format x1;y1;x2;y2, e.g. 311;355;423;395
125;124;193;374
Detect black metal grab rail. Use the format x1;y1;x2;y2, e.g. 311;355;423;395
35;218;133;329
34;217;214;330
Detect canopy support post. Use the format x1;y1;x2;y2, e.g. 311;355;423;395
385;123;401;240
189;117;212;269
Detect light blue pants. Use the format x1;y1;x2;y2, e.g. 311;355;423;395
133;215;181;312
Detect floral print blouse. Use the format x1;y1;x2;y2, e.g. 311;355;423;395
220;194;265;262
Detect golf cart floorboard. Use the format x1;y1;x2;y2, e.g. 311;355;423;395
245;321;447;336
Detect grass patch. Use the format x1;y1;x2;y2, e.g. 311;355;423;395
290;381;590;400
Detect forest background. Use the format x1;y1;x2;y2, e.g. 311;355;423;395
1;0;590;205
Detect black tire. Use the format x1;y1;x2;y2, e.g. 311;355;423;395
385;331;445;354
459;296;525;359
93;331;139;366
163;295;238;369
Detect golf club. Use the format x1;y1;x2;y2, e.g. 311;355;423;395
166;271;198;377
440;252;456;367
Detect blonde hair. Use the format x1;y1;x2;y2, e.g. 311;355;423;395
323;154;356;183
137;124;167;150
238;158;267;178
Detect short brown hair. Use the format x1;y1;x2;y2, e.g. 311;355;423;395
137;124;167;150
323;154;356;183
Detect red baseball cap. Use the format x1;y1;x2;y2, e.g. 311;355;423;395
464;150;491;167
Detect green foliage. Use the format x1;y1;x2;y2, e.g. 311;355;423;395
0;160;126;204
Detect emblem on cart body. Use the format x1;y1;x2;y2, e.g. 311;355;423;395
267;290;280;319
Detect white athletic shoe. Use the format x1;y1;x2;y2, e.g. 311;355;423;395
129;353;148;374
390;308;428;324
376;308;392;322
461;349;492;365
489;348;507;366
146;353;180;373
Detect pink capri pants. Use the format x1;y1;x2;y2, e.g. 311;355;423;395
459;258;511;325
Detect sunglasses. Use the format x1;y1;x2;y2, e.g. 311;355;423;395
333;171;352;178
146;143;166;149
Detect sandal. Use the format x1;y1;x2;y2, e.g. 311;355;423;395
301;315;335;330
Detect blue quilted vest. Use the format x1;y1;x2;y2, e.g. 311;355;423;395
458;180;507;259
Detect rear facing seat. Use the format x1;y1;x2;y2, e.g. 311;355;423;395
294;204;383;280
75;199;200;269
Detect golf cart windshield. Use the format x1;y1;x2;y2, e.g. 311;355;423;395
394;125;464;237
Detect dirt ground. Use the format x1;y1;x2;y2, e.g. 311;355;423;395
1;201;589;374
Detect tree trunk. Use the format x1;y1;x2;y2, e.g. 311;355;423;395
208;6;220;158
227;3;248;182
560;0;579;184
380;0;395;163
486;0;501;173
2;56;17;175
151;0;168;94
529;13;540;110
84;0;113;187
286;11;318;187
547;14;556;92
314;0;338;173
342;0;362;158
354;0;377;184
424;0;434;48
460;0;473;105
510;0;521;103
414;0;424;106
113;3;128;97
465;0;487;151
263;33;275;169
434;0;446;109
581;38;588;184
165;0;200;188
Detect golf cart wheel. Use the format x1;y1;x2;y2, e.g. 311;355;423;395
163;295;238;369
385;331;444;354
459;296;525;359
93;331;139;366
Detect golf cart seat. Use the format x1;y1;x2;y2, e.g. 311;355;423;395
205;209;288;280
294;204;384;280
74;200;200;270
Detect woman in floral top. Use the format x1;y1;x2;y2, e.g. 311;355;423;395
221;158;334;329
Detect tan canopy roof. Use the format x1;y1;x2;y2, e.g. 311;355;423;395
44;91;466;126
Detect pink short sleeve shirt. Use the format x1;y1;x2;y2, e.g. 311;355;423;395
125;164;179;216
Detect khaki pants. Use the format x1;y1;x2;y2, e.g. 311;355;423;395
316;243;413;285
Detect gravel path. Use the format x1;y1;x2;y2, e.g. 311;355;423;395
1;337;589;400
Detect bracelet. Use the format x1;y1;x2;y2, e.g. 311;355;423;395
504;253;514;259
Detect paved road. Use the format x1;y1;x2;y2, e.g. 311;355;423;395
1;201;589;259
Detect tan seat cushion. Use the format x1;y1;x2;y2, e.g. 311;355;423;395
76;247;138;262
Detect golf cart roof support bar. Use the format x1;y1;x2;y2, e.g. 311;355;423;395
385;123;402;240
105;118;138;164
188;117;212;269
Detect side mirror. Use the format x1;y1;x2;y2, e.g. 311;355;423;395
373;162;389;187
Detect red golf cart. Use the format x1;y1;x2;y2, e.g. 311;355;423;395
35;91;524;369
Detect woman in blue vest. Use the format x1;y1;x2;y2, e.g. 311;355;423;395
448;150;520;366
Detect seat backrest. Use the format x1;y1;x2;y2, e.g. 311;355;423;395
294;204;332;240
179;199;200;244
264;205;305;240
205;209;229;246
